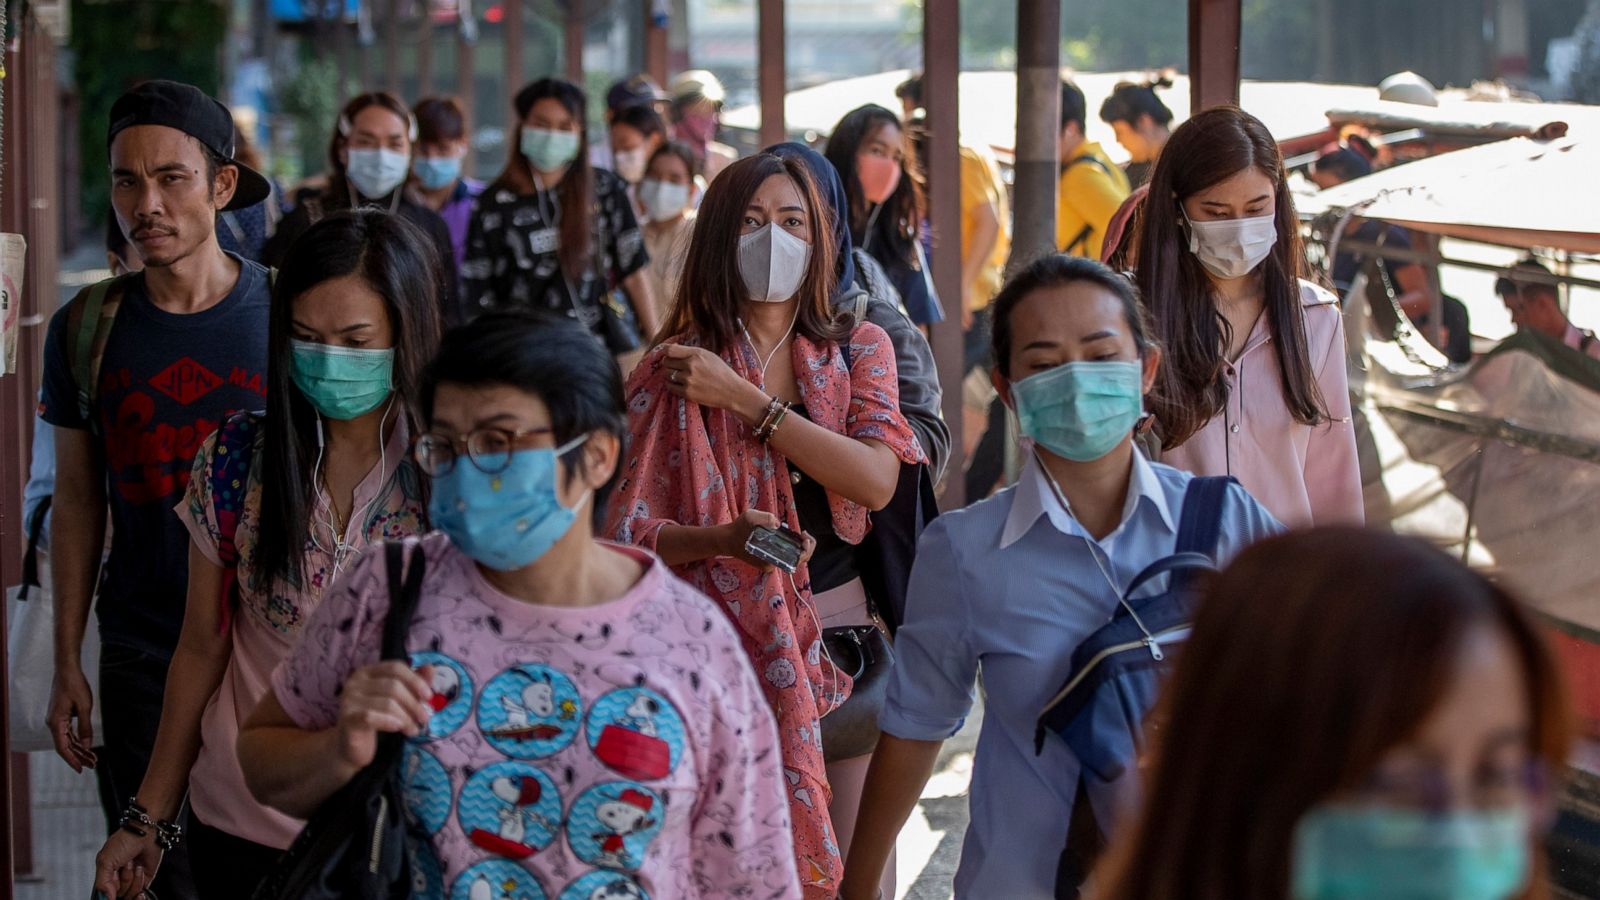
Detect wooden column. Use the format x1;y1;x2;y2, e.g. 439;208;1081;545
417;13;435;99
1188;0;1242;111
1012;0;1060;270
923;0;964;505
644;0;669;87
384;0;401;95
506;0;524;90
456;17;475;106
565;0;585;85
756;0;785;148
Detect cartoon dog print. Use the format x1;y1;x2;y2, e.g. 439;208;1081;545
591;789;657;870
616;695;660;738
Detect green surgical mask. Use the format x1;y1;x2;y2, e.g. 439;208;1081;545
1292;805;1531;900
290;340;395;421
1011;360;1143;462
521;126;580;172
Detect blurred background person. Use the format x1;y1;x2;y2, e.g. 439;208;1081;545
264;91;459;324
1498;258;1599;360
669;69;737;185
1097;527;1570;900
1097;76;1175;189
609;102;669;189
1058;79;1130;260
463;78;658;352
410;95;485;275
825;104;943;327
637;141;699;323
592;73;668;172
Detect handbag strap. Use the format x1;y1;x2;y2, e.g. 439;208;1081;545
380;541;427;661
18;495;51;599
1172;475;1234;559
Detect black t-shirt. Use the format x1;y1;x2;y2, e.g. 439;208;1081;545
460;168;648;332
39;255;271;659
788;411;861;595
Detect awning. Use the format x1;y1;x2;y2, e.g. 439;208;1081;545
1307;136;1600;255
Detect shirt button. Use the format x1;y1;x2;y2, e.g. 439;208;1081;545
791;471;803;485
1230;424;1240;434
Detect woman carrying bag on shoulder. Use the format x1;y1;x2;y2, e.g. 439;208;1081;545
90;211;439;899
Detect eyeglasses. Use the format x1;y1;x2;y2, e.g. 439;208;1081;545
413;427;556;476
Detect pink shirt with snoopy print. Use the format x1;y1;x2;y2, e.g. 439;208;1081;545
271;533;801;900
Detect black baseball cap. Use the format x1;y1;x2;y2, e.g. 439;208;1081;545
606;75;666;114
107;80;272;212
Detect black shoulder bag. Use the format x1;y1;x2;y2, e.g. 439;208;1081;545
252;541;428;900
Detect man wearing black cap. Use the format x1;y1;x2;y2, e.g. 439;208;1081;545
39;79;272;900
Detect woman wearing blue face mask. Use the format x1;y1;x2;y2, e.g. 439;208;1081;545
462;78;660;354
411;95;486;276
90;211;440;900
239;312;802;898
839;254;1282;900
265;92;462;324
1095;527;1572;900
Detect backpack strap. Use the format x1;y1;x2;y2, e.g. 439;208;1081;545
209;413;263;635
381;541;428;661
1061;155;1116;256
68;274;134;433
1172;475;1236;560
1581;330;1596;355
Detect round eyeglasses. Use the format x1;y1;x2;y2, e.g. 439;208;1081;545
413;427;555;476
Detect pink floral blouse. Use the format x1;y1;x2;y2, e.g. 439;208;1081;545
604;321;925;897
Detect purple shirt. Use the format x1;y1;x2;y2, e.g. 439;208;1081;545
440;177;486;272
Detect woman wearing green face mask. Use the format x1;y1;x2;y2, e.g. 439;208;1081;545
462;78;660;355
839;254;1282;900
1096;527;1572;900
90;210;440;900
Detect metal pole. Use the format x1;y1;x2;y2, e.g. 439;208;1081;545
924;0;964;506
644;0;669;87
1188;0;1241;111
1012;0;1060;271
507;0;524;91
756;0;785;148
565;0;585;85
456;18;474;107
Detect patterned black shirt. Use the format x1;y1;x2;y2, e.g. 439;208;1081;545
461;168;648;336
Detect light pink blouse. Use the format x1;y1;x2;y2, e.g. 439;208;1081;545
1161;281;1364;529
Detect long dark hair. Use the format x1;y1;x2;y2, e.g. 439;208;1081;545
490;78;593;282
1134;105;1326;450
253;211;443;590
658;153;847;355
824;104;925;270
421;311;627;499
328;92;416;203
989;254;1157;379
1097;528;1571;900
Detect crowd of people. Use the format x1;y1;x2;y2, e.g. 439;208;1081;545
18;68;1571;900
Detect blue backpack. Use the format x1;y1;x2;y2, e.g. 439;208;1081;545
1033;474;1233;897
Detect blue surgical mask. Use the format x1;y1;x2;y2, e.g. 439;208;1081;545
1011;360;1144;462
346;148;411;199
428;436;590;571
290;340;395;421
521;127;581;172
412;155;462;191
1292;805;1531;900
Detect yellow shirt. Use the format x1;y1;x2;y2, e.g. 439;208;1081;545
959;144;1012;311
1056;141;1130;260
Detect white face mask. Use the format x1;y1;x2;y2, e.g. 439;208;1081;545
346;148;411;199
639;178;690;223
1184;211;1278;279
613;147;649;183
738;223;811;303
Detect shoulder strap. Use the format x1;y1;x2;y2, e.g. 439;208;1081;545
1061;155;1115;255
69;275;132;432
1173;475;1235;559
381;541;427;661
1064;224;1095;256
18;495;52;599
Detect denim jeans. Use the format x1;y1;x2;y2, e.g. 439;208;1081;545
97;642;196;900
